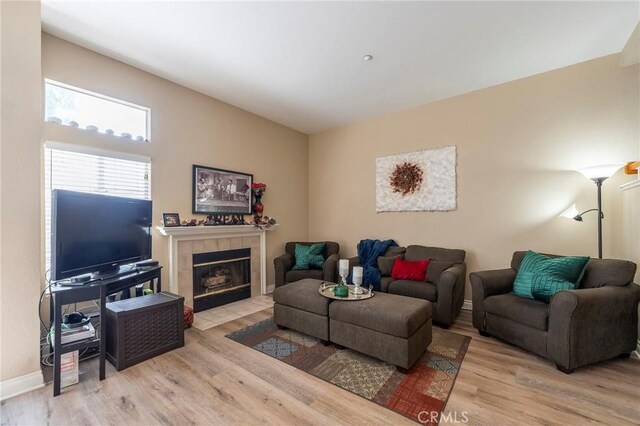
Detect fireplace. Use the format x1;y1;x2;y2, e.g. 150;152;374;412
192;248;251;312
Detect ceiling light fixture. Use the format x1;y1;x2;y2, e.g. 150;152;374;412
363;55;373;61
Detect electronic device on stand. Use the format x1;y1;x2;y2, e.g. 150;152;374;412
51;190;153;282
47;190;161;396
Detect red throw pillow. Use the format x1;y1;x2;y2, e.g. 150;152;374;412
391;258;430;281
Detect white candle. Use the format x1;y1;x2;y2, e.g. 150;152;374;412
339;259;349;277
352;266;363;278
352;266;364;286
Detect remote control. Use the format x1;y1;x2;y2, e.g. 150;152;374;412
136;259;159;267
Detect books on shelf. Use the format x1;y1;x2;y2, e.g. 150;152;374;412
52;322;96;345
60;351;79;388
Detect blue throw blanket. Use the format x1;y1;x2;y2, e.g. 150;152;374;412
355;239;398;291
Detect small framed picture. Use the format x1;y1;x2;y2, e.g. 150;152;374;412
163;213;181;227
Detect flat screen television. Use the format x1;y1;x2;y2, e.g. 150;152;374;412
52;190;152;281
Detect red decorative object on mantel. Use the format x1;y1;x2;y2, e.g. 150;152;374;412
251;182;267;224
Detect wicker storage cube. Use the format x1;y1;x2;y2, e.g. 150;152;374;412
105;292;184;371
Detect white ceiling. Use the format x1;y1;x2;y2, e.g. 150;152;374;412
41;1;639;134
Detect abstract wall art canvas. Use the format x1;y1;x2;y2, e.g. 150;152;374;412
376;146;457;212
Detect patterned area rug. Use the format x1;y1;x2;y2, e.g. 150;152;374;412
226;317;471;424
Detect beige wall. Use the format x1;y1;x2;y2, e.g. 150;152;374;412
309;55;639;300
41;34;309;291
621;181;640;346
0;1;43;382
1;13;637;388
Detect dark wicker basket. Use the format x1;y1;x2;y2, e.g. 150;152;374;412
105;292;184;371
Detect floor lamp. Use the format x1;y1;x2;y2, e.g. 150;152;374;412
560;164;623;259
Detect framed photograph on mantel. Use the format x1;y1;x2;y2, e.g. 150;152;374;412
162;213;181;227
192;165;253;215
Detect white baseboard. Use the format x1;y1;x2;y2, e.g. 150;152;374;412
0;370;44;401
266;284;275;294
462;299;473;311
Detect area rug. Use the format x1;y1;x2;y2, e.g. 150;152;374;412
226;317;471;424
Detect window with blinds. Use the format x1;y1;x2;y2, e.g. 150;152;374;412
44;144;151;275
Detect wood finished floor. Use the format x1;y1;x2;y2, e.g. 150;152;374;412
2;309;639;425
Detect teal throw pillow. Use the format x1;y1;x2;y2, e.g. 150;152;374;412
293;243;326;270
513;250;589;303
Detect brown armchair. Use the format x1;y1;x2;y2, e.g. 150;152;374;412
348;244;467;327
471;251;640;373
274;241;340;288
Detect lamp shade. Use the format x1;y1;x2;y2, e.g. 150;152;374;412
578;164;623;180
560;204;579;219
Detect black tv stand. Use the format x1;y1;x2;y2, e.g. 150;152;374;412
49;265;162;396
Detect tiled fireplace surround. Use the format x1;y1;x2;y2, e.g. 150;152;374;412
156;225;277;310
177;236;260;308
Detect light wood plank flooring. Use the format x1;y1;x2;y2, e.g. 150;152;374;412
2;309;639;425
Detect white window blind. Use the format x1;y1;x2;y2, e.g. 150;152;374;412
44;145;151;275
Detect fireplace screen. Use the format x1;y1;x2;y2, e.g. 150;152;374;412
192;248;251;312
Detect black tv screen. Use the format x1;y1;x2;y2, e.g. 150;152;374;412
52;190;152;280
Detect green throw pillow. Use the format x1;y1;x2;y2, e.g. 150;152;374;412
513;250;589;302
293;243;326;270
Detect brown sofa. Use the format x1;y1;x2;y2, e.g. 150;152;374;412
349;244;466;327
274;241;340;288
471;251;640;373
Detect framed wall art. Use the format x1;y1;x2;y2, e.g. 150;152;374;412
192;165;253;215
376;146;457;212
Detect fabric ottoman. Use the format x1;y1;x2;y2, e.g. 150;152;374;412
273;278;332;342
329;292;432;370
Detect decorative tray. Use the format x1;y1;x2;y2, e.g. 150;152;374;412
318;283;374;301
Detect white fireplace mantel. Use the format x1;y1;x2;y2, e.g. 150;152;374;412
155;224;278;296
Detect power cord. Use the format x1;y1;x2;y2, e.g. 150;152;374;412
38;269;52;332
39;270;101;367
